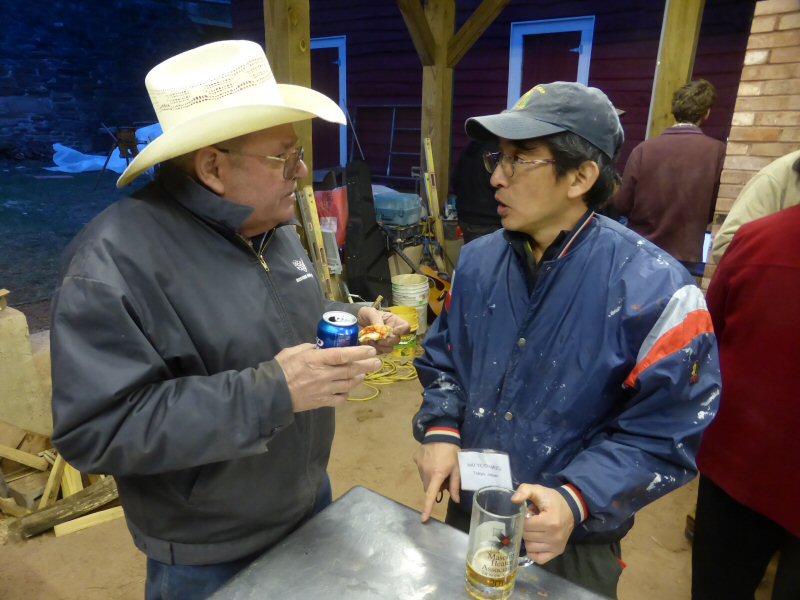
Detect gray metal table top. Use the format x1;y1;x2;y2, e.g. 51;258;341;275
211;486;606;599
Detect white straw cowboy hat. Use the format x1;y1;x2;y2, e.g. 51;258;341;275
117;40;345;188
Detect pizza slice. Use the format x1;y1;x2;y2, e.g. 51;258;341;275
358;324;394;344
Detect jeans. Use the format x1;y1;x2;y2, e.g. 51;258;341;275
145;473;333;600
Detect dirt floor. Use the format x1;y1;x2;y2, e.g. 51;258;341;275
0;162;775;597
0;373;776;599
1;165;134;307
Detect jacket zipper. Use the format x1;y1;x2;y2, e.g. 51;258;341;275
237;234;270;272
240;229;316;507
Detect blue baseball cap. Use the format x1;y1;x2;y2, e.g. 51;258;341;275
466;82;624;159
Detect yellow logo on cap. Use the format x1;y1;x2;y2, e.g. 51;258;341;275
513;85;547;110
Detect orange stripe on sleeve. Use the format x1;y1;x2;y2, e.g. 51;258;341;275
624;309;713;388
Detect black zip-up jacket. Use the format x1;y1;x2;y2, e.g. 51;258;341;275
50;165;359;565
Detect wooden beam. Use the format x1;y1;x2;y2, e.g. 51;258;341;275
54;505;125;537
447;0;510;67
0;444;49;471
421;0;456;214
264;0;314;182
397;0;437;66
647;0;706;139
8;476;118;539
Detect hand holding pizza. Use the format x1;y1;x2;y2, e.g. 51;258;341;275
356;306;411;353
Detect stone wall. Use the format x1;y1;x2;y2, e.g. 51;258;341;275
704;0;800;286
0;1;226;161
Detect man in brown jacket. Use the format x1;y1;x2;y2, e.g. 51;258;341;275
612;80;726;274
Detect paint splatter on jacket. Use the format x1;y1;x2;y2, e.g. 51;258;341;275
413;214;721;543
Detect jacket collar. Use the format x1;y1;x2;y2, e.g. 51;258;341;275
506;209;596;264
156;163;256;235
506;209;596;288
664;124;703;135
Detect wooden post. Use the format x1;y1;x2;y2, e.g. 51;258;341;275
421;0;456;204
647;0;706;139
447;0;510;67
264;0;314;184
399;0;509;216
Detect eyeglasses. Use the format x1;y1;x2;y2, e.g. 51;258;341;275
214;145;305;180
483;152;556;178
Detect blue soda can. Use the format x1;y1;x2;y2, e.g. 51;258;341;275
316;311;359;348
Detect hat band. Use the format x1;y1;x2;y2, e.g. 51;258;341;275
150;58;283;129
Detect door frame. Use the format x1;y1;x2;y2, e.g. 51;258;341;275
310;35;347;167
507;16;596;109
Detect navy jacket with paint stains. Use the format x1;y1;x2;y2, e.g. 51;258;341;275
413;214;721;543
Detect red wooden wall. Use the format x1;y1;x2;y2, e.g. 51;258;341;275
232;0;755;191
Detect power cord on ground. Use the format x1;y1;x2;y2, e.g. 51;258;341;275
347;347;423;402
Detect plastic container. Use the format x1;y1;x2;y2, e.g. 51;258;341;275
388;305;419;332
374;192;423;226
391;274;429;334
388;305;419;360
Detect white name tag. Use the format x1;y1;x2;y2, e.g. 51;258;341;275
458;449;513;491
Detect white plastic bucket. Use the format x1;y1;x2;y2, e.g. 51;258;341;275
391;274;429;334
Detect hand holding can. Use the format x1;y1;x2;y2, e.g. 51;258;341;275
275;342;381;412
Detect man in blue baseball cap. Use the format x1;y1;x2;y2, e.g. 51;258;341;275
412;82;721;597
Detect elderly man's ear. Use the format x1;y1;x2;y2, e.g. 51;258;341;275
194;147;226;195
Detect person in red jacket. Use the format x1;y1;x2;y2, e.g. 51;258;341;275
692;196;800;599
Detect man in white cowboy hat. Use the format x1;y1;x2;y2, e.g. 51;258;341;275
49;40;408;599
412;82;721;597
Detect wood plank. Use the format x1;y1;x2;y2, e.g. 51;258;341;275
397;0;437;66
38;453;66;510
423;138;448;270
296;186;334;300
648;0;707;138
0;443;49;471
60;463;84;498
7;476;118;539
447;0;510;67
53;506;125;537
264;0;314;181
0;496;30;518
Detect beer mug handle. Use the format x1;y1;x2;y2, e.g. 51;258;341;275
518;556;535;568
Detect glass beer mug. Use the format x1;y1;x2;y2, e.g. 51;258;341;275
465;486;526;599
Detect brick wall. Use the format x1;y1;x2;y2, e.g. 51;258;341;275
704;0;800;286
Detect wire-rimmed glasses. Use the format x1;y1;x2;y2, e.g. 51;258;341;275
214;146;305;180
483;152;556;178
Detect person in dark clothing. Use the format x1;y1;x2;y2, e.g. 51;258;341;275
612;79;726;274
452;139;502;243
49;41;408;600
